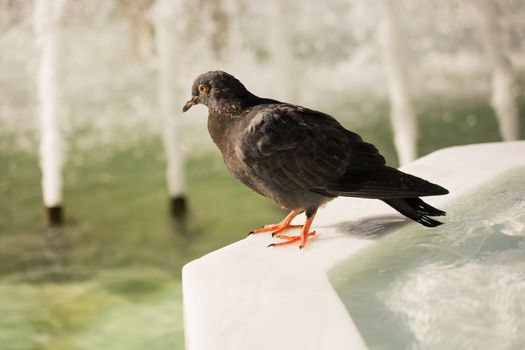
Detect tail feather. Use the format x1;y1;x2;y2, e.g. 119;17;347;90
383;198;446;227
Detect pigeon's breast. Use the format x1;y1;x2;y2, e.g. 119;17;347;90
223;155;269;199
207;113;267;196
226;152;332;210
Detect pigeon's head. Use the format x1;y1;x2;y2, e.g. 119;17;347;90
182;71;251;113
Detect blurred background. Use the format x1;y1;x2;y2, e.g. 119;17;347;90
1;0;524;349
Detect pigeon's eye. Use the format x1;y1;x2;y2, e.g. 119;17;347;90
198;84;209;94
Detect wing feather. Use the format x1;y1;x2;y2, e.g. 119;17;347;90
235;104;386;194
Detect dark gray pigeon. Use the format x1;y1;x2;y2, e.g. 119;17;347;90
183;70;448;249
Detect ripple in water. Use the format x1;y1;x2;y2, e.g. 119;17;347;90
329;167;525;350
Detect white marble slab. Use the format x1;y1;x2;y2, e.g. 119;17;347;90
183;141;525;350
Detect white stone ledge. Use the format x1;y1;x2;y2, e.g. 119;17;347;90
183;141;525;350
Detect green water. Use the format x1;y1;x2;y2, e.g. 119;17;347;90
0;138;280;350
329;169;525;350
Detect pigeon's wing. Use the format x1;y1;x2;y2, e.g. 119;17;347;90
234;104;385;193
318;166;449;199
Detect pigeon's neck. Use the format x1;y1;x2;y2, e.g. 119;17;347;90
207;110;238;159
207;92;280;155
207;94;261;155
208;93;265;118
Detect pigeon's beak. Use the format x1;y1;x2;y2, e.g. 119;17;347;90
182;95;199;113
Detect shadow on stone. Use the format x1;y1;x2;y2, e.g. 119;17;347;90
323;215;408;239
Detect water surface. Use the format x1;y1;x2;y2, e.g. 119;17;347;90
330;168;525;350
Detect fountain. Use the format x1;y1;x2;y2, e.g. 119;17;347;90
1;1;524;348
33;0;68;225
379;0;417;165
153;0;187;221
474;0;520;142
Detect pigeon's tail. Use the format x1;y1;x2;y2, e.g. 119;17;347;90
383;198;446;227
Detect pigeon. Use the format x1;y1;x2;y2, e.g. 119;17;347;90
182;71;449;249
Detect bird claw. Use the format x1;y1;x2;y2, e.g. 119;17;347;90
250;211;317;249
268;231;316;249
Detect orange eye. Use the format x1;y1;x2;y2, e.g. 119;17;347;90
198;84;209;94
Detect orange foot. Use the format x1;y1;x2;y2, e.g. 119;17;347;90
249;210;318;249
271;213;316;249
248;210;300;236
269;231;316;248
256;212;317;249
